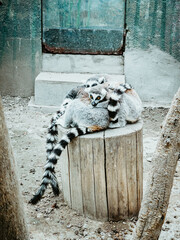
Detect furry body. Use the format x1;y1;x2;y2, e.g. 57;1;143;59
30;87;109;204
108;85;142;128
30;79;142;204
46;76;108;158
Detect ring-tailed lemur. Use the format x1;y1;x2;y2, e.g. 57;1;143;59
46;75;108;158
107;83;142;128
30;85;110;204
30;82;142;204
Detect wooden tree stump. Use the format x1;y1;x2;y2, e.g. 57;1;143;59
59;120;143;221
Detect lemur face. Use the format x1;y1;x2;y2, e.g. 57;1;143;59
86;81;98;88
89;93;103;106
85;76;106;88
88;87;107;107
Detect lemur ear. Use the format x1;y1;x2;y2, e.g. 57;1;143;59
98;76;106;84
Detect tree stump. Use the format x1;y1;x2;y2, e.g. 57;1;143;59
59;120;143;221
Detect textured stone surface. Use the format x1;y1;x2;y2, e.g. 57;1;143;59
43;0;125;54
126;0;180;61
0;0;179;100
0;0;41;97
43;29;123;54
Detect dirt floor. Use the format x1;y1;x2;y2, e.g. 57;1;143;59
2;96;180;240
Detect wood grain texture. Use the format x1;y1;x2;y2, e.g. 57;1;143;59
132;90;180;239
105;134;119;221
80;137;96;218
125;133;138;217
92;132;108;220
68;137;83;214
116;135;129;219
59;120;143;221
136;129;143;211
59;131;72;207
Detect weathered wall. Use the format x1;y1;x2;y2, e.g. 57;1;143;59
0;0;179;101
125;0;180;103
0;0;41;97
126;0;180;61
125;47;180;104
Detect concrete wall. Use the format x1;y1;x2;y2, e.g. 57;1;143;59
0;0;42;97
125;47;180;104
125;0;180;104
0;0;179;101
126;0;180;61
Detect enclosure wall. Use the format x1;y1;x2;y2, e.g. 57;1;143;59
0;0;179;99
126;0;179;61
125;0;180;104
0;0;42;97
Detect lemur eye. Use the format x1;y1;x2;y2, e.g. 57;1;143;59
86;84;90;88
92;83;97;87
90;95;93;99
96;96;101;100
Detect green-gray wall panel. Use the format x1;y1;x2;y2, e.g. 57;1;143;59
43;0;125;29
0;0;42;97
126;0;180;61
0;38;41;96
44;28;123;54
42;0;125;54
0;0;179;97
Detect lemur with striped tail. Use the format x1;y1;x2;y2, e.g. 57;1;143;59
107;83;142;128
46;75;108;158
30;82;142;204
30;84;109;204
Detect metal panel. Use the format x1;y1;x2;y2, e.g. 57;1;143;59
43;0;125;54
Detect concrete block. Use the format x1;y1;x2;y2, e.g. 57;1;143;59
42;54;124;74
34;72;125;107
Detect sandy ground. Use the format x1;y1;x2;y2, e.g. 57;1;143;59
2;96;180;240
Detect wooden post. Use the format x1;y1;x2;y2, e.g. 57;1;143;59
59;120;143;221
132;88;180;239
0;97;29;240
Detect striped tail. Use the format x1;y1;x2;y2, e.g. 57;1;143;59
108;83;132;123
46;110;64;158
46;96;75;157
29;127;88;204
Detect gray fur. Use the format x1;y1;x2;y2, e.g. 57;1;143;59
59;99;109;129
85;75;108;88
46;75;109;159
108;87;142;128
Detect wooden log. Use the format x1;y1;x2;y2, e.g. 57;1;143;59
0;97;29;240
59;120;143;221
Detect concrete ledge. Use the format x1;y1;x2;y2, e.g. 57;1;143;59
42;54;124;74
34;72;125;107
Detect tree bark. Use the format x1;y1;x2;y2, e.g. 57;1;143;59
132;88;180;239
0;97;29;240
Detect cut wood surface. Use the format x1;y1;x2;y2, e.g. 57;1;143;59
59;120;143;221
